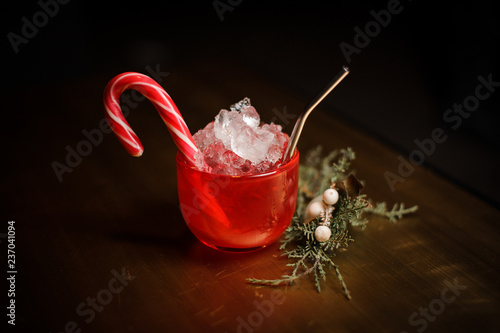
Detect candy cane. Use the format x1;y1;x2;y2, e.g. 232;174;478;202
103;72;198;165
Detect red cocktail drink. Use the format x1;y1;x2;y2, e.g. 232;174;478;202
102;74;300;252
177;150;299;252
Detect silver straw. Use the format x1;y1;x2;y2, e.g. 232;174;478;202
281;66;350;164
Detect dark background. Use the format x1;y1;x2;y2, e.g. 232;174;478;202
3;0;499;206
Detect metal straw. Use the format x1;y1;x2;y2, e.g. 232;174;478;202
281;66;350;164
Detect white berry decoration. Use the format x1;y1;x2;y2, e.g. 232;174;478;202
308;201;325;219
323;189;339;205
315;225;332;242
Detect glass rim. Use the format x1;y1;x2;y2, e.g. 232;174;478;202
176;149;299;179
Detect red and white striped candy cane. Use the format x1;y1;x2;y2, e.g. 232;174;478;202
103;72;198;165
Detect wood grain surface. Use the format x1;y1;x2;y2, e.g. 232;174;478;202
2;58;500;333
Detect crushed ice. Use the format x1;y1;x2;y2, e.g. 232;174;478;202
193;98;289;175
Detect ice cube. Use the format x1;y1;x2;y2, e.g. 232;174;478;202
261;122;283;135
194;150;206;171
193;121;217;151
240;106;260;128
231;126;275;163
214;109;245;148
260;123;288;164
193;100;289;175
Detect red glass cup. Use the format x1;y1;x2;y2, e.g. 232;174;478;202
176;150;299;252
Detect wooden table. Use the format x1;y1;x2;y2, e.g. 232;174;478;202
3;58;500;333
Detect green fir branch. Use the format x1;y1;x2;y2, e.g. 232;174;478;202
247;146;418;298
364;202;419;223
